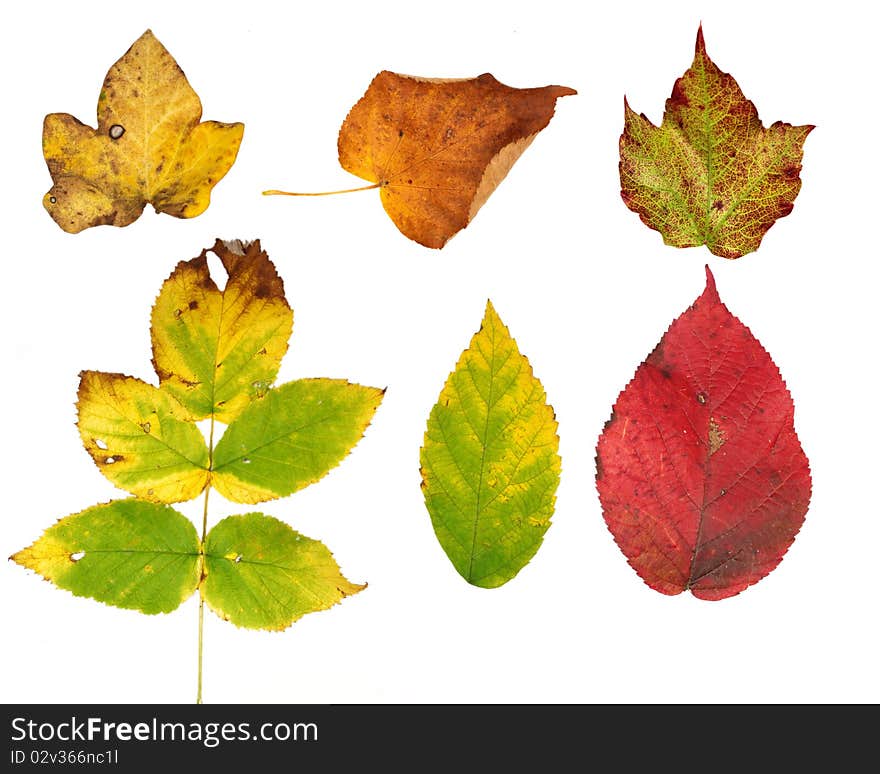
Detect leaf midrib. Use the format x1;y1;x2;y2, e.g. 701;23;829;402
467;323;496;582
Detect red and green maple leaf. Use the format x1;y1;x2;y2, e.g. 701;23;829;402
620;27;813;259
596;267;811;600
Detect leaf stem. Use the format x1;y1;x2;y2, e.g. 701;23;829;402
196;415;216;705
262;183;381;197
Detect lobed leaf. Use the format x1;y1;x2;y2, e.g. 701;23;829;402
212;379;384;503
203;512;365;630
420;301;561;588
42;30;243;233
11;500;200;615
595;267;811;600
619;27;813;258
77;370;209;503
151;239;293;423
336;71;576;248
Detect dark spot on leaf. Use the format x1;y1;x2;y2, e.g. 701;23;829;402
783;164;799;180
188;300;198;310
398;129;404;138
712;200;724;211
140;421;151;434
174;309;182;318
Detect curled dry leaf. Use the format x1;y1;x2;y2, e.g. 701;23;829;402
42;30;244;233
620;26;813;258
266;72;575;248
596;267;811;600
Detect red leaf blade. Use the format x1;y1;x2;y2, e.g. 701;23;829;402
596;268;811;600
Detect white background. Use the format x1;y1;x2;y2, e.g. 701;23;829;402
1;0;877;704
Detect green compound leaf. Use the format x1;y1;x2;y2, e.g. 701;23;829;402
11;500;200;615
212;378;385;504
14;239;381;701
620;26;813;258
77;370;209;503
203;512;365;630
420;301;561;588
151;239;293;424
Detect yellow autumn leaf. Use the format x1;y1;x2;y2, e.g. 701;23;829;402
420;301;561;587
77;370;210;503
151;239;293;424
42;30;244;233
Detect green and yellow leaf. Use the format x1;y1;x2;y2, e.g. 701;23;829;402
420;301;561;588
11;500;200;615
42;30;243;233
77;370;209;503
619;26;813;258
151;239;293;423
212;379;384;503
203;512;365;630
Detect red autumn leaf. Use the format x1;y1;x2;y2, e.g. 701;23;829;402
595;267;810;600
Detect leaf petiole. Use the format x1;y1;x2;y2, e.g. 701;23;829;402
196;415;216;705
262;183;381;197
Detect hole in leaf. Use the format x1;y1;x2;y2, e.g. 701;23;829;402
109;124;125;139
205;250;228;291
94;438;108;450
70;551;85;562
196;418;225;445
105;456;116;464
242;458;251;464
49;196;57;204
234;554;242;563
140;421;151;433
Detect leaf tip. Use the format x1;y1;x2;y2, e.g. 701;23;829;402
482;299;505;331
696;23;706;54
703;265;719;300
